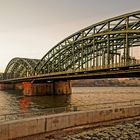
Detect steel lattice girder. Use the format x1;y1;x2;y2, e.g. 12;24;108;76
4;57;40;79
34;11;140;74
4;11;140;79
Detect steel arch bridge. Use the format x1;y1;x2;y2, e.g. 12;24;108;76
4;57;40;79
3;11;140;79
34;11;140;74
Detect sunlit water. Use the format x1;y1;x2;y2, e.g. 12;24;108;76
0;87;140;114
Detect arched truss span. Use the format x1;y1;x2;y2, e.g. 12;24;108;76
4;57;40;79
35;11;140;74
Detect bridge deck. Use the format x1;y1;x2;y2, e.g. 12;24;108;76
1;63;140;83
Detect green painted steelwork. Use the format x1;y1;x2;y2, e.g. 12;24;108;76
4;58;40;79
34;11;140;74
3;11;140;79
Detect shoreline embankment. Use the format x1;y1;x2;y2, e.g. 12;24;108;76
0;105;140;140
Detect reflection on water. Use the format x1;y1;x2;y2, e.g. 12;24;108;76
19;97;30;111
0;90;71;114
0;87;140;114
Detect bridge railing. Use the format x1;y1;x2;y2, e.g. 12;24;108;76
72;59;140;73
2;59;140;80
0;99;140;122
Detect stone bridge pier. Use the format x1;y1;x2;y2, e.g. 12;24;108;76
0;83;15;90
22;80;71;96
0;80;71;96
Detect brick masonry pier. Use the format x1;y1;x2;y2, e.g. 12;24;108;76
0;80;71;96
0;105;140;140
0;83;15;90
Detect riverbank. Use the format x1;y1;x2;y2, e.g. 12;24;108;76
50;118;140;140
0;105;140;140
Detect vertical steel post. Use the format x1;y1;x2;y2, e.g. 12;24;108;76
92;27;95;67
125;17;129;65
81;32;84;69
96;45;98;67
107;22;110;65
72;43;75;70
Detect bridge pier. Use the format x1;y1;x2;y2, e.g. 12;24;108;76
22;80;71;96
23;82;48;96
15;83;23;90
0;83;15;90
54;80;71;95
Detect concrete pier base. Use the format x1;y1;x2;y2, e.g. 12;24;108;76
22;80;71;96
54;80;71;95
0;83;15;90
0;80;71;96
15;83;23;90
22;82;53;96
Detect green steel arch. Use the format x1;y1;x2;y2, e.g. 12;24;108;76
35;11;140;74
4;57;40;79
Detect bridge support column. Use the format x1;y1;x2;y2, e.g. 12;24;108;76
54;80;71;95
22;80;71;96
0;83;15;90
23;82;43;96
15;83;23;90
22;82;54;96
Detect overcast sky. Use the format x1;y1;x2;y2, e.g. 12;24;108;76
0;0;140;72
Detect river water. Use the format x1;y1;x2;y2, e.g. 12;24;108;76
0;87;140;115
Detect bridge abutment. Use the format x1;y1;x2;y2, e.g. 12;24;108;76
22;80;71;96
